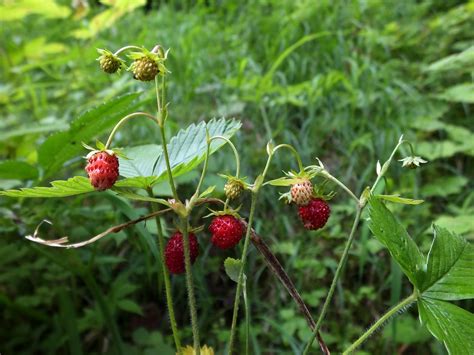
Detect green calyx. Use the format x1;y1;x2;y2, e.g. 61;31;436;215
205;205;242;219
82;141;127;160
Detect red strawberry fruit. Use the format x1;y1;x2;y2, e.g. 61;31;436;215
85;151;119;191
209;215;244;249
165;231;199;274
298;198;331;230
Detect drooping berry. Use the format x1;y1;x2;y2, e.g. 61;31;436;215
290;179;313;206
85;151;119;191
209;215;244;249
224;179;244;200
97;50;122;74
131;56;159;81
298;198;331;230
165;231;199;274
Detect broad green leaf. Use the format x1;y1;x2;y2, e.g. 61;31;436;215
418;298;474;354
0;176;156;198
115;177;159;189
0;161;38;180
368;196;424;287
38;93;140;178
377;194;424;205
111;187;170;207
119;144;162;179
0;176;93;198
438;83;474;103
224;257;243;283
419;226;474;300
153;118;241;178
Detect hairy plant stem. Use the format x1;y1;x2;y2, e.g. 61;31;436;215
147;189;181;352
342;293;417;354
104;112;156;150
228;193;258;354
304;136;407;353
113;45;143;56
180;218;201;353
303;207;362;354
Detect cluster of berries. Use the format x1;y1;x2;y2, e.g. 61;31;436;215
85;152;331;275
165;214;244;274
85;151;246;274
290;179;331;230
97;47;166;82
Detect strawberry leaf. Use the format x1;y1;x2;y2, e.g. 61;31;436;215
0;176;94;197
418;298;474;354
118;118;241;188
38;93;140;179
419;225;474;300
153;117;241;178
224;257;243;283
368;196;424;287
0;176;157;198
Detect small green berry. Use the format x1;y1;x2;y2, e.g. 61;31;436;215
98;52;122;74
132;56;159;81
224;179;244;200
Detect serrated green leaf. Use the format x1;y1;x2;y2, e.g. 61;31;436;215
153;118;241;178
0;160;38;180
119;144;162;179
117;119;241;187
368;196;424;287
0;176;157;198
419;225;474;300
115;176;159;189
111;187;170;206
224;257;243;283
0;176;94;198
377;194;424;205
418;298;474;354
38;93;140;178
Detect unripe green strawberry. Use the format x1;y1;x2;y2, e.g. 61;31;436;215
290;179;313;206
224;178;244;200
132;56;159;81
97;50;122;74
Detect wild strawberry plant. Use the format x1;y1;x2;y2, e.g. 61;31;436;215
2;44;473;354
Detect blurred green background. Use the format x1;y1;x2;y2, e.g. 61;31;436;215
1;0;473;354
